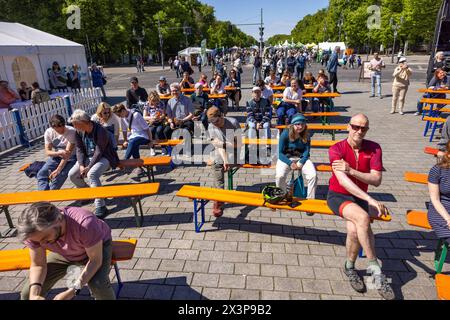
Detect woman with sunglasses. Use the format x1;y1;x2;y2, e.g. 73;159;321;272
91;102;121;149
275;114;317;201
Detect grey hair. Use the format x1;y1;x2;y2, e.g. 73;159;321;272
69;109;91;123
17;202;62;241
435;51;444;60
170;82;181;90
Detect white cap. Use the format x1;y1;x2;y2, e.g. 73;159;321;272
399;57;407;63
252;86;262;92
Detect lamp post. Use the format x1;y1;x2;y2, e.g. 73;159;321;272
323;23;327;43
132;28;145;62
337;14;344;42
157;19;164;69
389;16;403;63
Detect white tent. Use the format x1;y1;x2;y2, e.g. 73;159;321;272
318;42;347;54
0;22;89;91
178;47;212;57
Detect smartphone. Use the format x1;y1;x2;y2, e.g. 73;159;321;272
289;201;301;208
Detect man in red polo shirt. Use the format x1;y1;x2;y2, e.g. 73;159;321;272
327;113;395;300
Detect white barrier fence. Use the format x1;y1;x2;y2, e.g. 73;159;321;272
0;88;102;153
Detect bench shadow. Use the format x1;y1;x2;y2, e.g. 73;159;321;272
105;212;192;230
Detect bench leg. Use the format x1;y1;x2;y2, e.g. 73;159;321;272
227;167;240;190
113;263;123;299
130;197;144;227
144;165;155;183
435;239;448;274
193;198;207;233
0;206;16;238
167;146;175;169
423;120;431;137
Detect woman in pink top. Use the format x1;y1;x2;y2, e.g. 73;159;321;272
0;80;20;111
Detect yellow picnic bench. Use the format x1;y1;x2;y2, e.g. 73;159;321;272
0;239;137;299
418;88;450;94
404;172;428;185
276;124;348;140
176;185;391;233
436;274;450;300
406;210;448;275
0;183;160;237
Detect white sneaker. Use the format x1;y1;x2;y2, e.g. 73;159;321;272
414;112;420;116
399;111;404;115
150;148;156;156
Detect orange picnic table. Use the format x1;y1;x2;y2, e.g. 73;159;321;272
181;86;236;93
159;93;227;100
418;88;450;94
273;92;341;99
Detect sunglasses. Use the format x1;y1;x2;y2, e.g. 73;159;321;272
349;124;369;133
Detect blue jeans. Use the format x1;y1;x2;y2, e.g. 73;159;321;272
276;102;298;125
247;121;271;139
150;124;165;140
371;74;381;96
37;156;76;190
125;137;150;159
252;67;261;84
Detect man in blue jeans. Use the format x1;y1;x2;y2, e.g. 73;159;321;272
246;87;272;139
327;46;341;93
37;115;77;191
368;53;385;99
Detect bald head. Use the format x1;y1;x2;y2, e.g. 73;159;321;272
350;114;369;126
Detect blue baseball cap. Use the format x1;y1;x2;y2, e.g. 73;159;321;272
291;114;307;125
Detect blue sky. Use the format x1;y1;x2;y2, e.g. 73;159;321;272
200;0;329;39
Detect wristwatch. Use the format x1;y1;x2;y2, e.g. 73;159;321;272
69;280;82;296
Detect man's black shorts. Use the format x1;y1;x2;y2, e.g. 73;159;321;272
327;190;369;218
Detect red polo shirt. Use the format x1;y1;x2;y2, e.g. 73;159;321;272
328;139;383;195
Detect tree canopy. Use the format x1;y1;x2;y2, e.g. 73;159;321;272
0;0;257;63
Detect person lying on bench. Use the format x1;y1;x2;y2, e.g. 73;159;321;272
246;86;272;139
17;202;115;300
327;113;394;300
37;115;76;191
112;103;153;163
207;106;241;217
427;140;450;250
68;109;120;218
276;114;317;201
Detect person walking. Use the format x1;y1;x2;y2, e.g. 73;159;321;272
253;52;262;85
197;55;202;73
327;47;341;93
391;57;412;115
174;56;181;78
368;53;386;99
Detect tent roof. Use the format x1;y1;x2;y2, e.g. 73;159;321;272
0;22;85;56
178;47;213;56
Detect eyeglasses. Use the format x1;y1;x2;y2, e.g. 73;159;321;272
349;124;369;133
209;116;222;124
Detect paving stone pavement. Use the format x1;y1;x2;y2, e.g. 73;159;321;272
0;68;445;300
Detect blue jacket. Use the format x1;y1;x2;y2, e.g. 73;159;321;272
246;98;271;125
327;52;340;73
278;129;310;166
91;69;104;87
296;55;306;69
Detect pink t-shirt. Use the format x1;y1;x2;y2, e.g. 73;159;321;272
25;207;111;262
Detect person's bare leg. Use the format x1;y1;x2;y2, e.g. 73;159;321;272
346;220;360;263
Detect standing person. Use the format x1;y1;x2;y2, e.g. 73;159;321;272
174;56;181;78
276;57;285;79
327;46;341;93
286;51;296;75
164;83;195;138
253;52;262;85
391;57;412;115
90;64;107;99
206;106;241;217
180;57;193;76
368;53;386;99
17;202;116;300
91;102;121;147
276;114;317;199
68;109;120;218
168;57;174;70
246;86;272;139
136;56;142;73
49;61;67;91
197;55;202;73
295;52;306;80
0;80;20;112
18;81;32;101
68;65;81;90
326;113;395;300
112;103;153;161
36;115;77;191
277;79;303;125
126;77;148;109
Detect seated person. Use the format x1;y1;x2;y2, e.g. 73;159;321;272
256;79;274;106
303;71;317;93
275;114;317;199
0;80;20;112
179;71;195;89
265;70;280;87
207;107;241;217
91;102;121;148
30;82;50;105
143;91;167;155
164;83;195;138
17;202;116;300
197;73;210;88
156;76;170;96
210;75;228;114
246;86;272;139
126;77;148;109
68;109;120;218
415;68;448;115
190;83;210;130
112;103;153;161
428;141;450;261
312;74;332;112
277;79;303;125
317;69;327;79
37;115;77;191
279;71;292;88
18;81;32;101
226;69;241;110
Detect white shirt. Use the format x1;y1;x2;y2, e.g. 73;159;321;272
91;113;121;136
283;87;302;100
120;110;150;140
262;86;274;100
44;126;77;150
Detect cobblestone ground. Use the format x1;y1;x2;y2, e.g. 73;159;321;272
0;70;443;300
